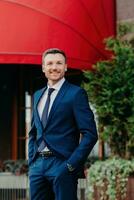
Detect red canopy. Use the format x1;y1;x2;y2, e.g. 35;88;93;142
0;0;116;69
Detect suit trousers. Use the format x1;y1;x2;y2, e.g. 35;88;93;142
29;156;78;200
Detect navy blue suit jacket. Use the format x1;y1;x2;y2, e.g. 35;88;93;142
28;80;98;174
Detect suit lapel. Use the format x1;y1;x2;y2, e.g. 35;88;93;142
44;80;70;130
34;87;47;130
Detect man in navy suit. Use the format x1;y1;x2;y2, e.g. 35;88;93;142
28;48;98;200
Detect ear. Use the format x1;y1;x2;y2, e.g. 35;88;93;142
65;64;67;72
42;65;45;72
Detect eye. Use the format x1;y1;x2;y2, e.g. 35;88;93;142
47;62;53;66
57;61;62;65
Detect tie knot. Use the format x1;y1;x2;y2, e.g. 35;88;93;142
48;88;55;96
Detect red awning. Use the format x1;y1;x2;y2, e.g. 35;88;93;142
0;0;116;69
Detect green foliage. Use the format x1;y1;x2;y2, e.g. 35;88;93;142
117;22;134;38
117;23;133;37
84;37;134;158
87;158;134;200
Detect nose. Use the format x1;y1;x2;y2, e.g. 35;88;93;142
51;63;57;69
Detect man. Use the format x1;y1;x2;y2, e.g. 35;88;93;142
28;48;98;200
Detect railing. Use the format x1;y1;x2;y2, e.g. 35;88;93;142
78;178;88;200
0;173;87;200
0;173;29;200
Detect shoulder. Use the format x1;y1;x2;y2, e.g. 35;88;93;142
66;82;89;105
67;81;83;92
33;87;46;97
67;81;86;96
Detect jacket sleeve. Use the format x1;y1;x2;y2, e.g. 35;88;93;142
67;88;98;169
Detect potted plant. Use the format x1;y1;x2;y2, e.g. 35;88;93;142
83;24;134;200
2;159;28;175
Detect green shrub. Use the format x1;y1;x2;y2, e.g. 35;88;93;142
87;158;134;200
84;37;134;158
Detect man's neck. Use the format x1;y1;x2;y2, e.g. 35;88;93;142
48;77;65;87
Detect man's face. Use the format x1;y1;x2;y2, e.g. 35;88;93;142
42;53;67;85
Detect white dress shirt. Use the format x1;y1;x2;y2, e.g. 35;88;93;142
38;77;65;119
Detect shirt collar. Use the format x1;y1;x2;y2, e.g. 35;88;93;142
47;77;65;91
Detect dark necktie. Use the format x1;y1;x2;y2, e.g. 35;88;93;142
41;87;55;128
38;88;55;152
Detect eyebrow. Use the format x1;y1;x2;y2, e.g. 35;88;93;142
46;60;64;63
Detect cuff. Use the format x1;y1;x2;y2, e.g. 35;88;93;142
66;163;75;172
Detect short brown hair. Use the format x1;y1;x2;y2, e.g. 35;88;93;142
42;48;67;65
